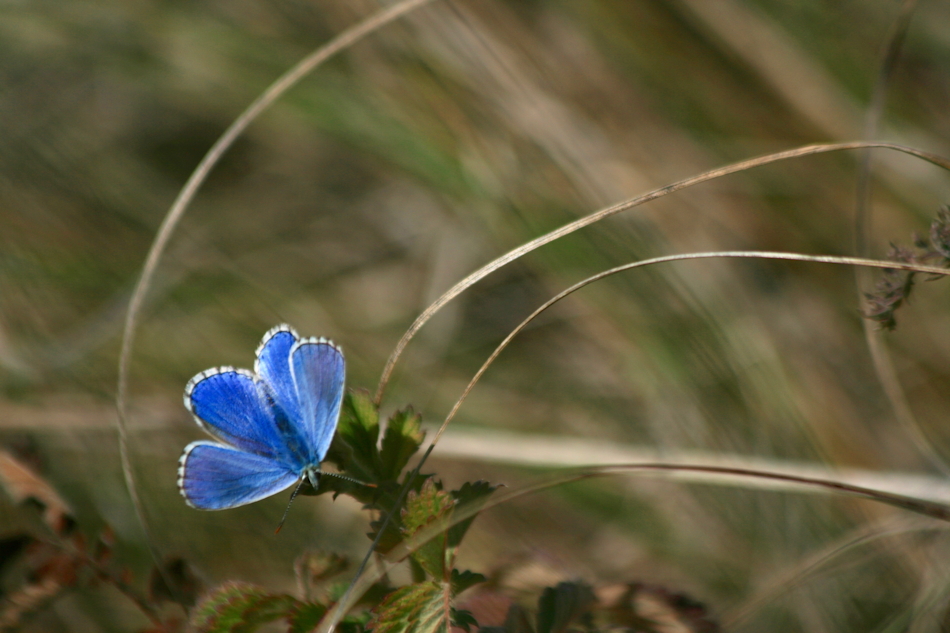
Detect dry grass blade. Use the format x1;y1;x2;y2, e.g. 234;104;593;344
721;516;945;627
432;427;950;504
851;0;950;478
374;141;950;406
431;250;950;446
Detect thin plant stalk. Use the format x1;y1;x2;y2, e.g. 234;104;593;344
852;1;949;476
114;0;440;566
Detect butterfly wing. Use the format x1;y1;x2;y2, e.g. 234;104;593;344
178;441;299;510
289;337;345;465
185;368;305;468
255;324;301;423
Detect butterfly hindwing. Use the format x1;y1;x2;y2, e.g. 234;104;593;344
290;338;345;465
178;441;299;510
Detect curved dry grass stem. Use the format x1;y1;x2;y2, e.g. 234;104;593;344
374;141;950;406
113;0;439;563
852;1;949;476
722;516;946;627
320;460;950;633
333;250;949;633
432;251;950;446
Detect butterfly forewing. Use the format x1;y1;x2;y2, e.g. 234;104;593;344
289;338;345;465
185;368;297;463
255;325;302;426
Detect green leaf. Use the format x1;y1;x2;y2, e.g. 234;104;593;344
368;513;408;554
536;582;595;633
402;479;454;535
336;613;372;633
380;406;425;481
330;390;382;481
402;479;455;579
366;472;429;553
190;582;301;633
449;569;486;595
369;582;449;633
448;480;497;550
288;602;329;633
451;607;478;632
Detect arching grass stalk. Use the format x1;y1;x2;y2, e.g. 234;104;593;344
321;460;950;633
722;516;947;627
333;250;949;633
113;0;440;567
374;141;950;407
851;0;950;476
433;251;950;445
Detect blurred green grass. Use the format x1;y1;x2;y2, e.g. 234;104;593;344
3;0;950;630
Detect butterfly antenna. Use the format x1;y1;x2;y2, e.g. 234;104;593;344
276;477;307;534
323;472;377;488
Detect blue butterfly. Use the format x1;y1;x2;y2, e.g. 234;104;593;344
178;324;344;511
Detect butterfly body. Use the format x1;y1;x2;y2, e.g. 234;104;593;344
178;325;344;510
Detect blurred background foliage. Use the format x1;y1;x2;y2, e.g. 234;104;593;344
3;0;950;630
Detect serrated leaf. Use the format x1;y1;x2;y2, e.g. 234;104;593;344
288;601;328;633
451;607;478;632
402;480;454;536
449;569;486;595
191;582;301;633
329;390;382;481
536;582;595;633
380;407;425;480
448;480;497;551
367;472;435;554
402;479;454;579
337;613;372;633
369;582;448;633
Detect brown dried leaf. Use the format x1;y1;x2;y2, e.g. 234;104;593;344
0;449;74;535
